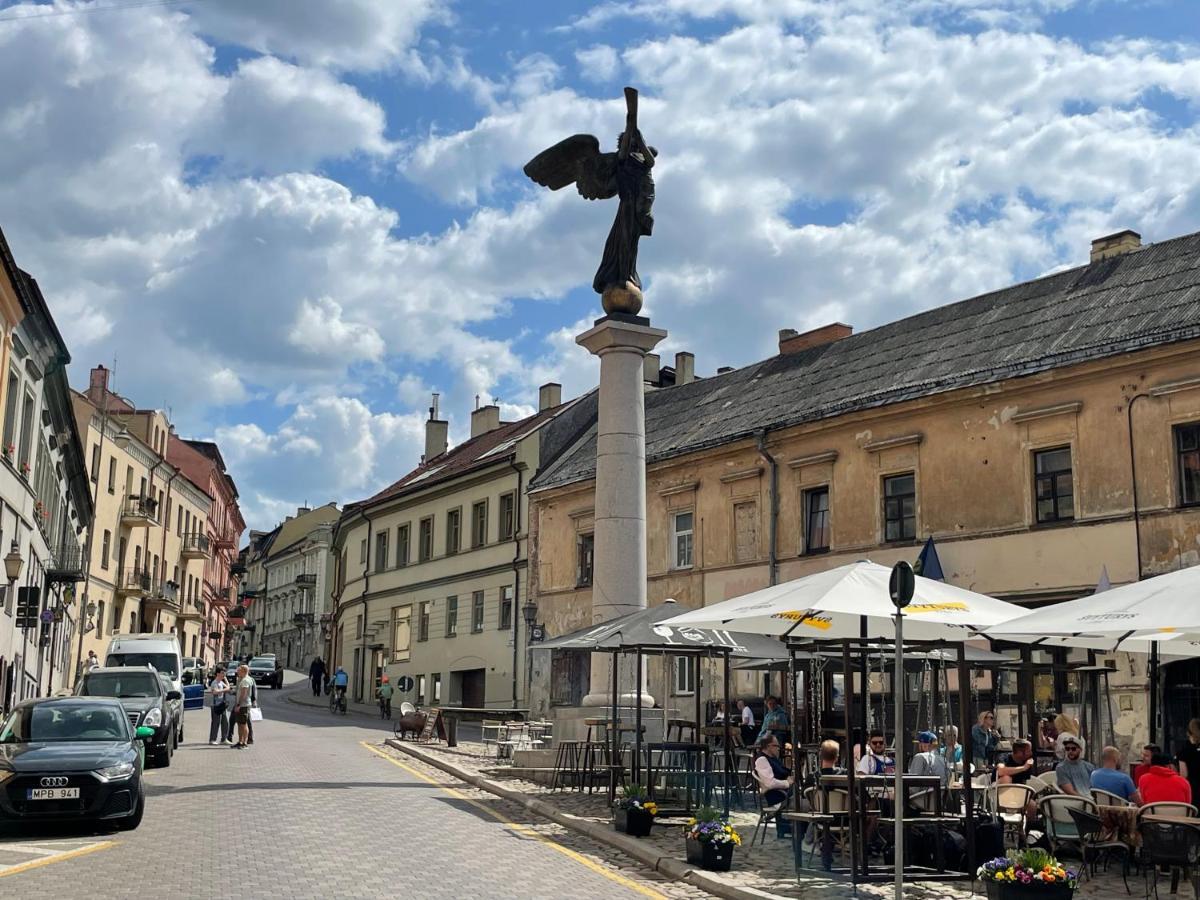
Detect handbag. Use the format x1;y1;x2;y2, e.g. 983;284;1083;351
249;707;263;722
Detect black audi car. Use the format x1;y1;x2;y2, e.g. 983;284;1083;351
0;697;151;830
76;666;182;768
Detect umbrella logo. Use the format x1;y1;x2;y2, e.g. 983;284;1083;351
769;611;833;630
904;601;969;614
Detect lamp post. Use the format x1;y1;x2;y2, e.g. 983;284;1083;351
522;597;538;708
4;539;23;615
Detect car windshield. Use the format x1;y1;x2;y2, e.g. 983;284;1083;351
0;704;129;743
78;672;159;698
249;658;272;667
106;652;179;677
181;658;199;669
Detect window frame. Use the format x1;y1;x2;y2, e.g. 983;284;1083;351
1033;446;1075;525
391;606;411;663
803;485;831;554
672;655;696;695
108;457;117;494
417;601;430;642
397;523;410;567
471;590;485;633
470;500;488;549
1176;423;1200;508
671;509;695;570
445;596;458;638
577;532;595;587
882;472;917;543
1;368;18;453
499;585;513;631
445;507;461;555
100;530;111;570
90;443;100;483
374;530;389;574
498;492;516;541
418;516;433;562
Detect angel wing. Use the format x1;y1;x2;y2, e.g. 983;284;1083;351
523;133;618;201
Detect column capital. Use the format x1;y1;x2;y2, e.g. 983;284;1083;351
576;315;667;357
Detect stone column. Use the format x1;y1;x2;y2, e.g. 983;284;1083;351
576;313;666;707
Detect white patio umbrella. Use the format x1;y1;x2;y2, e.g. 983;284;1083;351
659;560;1026;641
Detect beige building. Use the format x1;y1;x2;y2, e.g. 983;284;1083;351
528;228;1200;754
329;388;587;708
74;370;215;668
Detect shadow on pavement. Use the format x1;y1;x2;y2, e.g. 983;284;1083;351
145;780;433;797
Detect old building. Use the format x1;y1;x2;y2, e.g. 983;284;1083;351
0;228;93;707
329;388;588;707
248;503;338;670
528;228;1200;752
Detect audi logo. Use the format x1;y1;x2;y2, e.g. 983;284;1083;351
39;776;68;787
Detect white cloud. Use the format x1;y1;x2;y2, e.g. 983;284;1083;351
207;368;250;404
287;296;387;363
576;44;621;82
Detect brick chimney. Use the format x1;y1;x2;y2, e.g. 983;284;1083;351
538;383;562;411
470;404;500;438
779;323;853;355
87;365;109;403
1091;229;1141;263
424;393;448;463
643;353;660;384
675;352;695;385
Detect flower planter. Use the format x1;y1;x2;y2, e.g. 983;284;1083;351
685;837;734;872
985;882;1074;900
614;807;655;838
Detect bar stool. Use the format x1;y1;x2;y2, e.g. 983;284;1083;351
551;740;584;791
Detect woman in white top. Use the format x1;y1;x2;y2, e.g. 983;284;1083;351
208;667;231;745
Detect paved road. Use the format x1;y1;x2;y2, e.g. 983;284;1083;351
0;674;706;899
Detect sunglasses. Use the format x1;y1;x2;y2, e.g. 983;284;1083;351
1065;745;1080;751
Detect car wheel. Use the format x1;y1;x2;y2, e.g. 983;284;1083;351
116;791;145;831
178;721;184;744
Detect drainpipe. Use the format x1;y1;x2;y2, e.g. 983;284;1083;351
158;469;180;637
508;456;523;707
359;508;376;703
1126;391;1159;743
756;430;778;586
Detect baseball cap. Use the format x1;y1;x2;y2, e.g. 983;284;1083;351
917;731;937;743
1063;735;1084;752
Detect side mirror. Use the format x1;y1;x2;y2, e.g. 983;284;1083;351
135;726;155;741
166;690;182;701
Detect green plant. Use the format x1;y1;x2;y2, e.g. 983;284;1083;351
977;848;1077;887
683;806;742;846
615;783;657;814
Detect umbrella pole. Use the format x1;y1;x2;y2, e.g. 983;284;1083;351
859;615;869;747
723;651;732;818
894;617;905;898
636;647;644;788
611;650;619;801
958;643;975;872
1150;641;1160;746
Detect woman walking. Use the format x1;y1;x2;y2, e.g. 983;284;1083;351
231;664;253;749
208;665;231;745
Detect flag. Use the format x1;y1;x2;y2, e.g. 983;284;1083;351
914;536;944;581
1094;566;1111;594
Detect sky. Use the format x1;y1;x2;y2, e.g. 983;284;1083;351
0;0;1198;531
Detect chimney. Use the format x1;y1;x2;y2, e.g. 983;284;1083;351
717;366;734;374
538;382;562;411
674;352;695;385
296;506;311;517
1090;229;1141;263
424;393;448;462
471;404;500;438
643;353;660;385
779;323;853;355
88;365;109;402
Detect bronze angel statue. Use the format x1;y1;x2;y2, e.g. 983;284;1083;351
523;87;656;315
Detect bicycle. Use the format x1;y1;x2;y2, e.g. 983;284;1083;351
329;688;347;715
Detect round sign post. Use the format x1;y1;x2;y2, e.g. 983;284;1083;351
397;675;415;693
889;561;915;899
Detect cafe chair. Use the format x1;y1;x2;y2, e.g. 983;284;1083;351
1038;794;1096;858
1139;802;1200;820
1139;819;1200;900
749;769;784;849
1068;806;1131;894
1093;788;1135;808
994;783;1037;848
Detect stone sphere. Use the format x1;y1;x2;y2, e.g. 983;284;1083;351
601;281;644;316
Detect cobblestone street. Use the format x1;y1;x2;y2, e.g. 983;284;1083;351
0;677;709;899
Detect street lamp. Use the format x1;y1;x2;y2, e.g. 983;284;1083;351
522;597;538;630
3;540;23;615
522;598;538;708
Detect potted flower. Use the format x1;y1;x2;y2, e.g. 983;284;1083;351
978;849;1078;899
19;460;30;477
683;806;741;872
613;784;657;837
1;443;12;461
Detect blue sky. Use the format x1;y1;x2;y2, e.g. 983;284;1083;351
0;0;1197;529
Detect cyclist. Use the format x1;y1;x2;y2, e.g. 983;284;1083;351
376;675;393;719
330;666;349;712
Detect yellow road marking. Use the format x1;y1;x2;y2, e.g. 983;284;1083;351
0;840;115;878
361;742;666;900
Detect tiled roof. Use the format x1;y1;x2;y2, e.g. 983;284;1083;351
532;229;1200;491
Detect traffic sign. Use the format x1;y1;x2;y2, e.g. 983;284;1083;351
889;561;915;610
40;608;53;624
397;675;415;693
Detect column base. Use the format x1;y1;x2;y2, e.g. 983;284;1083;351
581;690;656;709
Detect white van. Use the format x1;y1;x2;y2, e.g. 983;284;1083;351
105;634;184;741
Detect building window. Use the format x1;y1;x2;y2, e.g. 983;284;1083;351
1177;423;1200;506
397;523;410;566
1;369;18;453
445;596;457;637
90;444;100;482
355;613;363;640
96;600;105;637
108;457;117;494
446;508;461;555
672;656;695;694
499;492;515;541
577;533;594;587
803;486;831;553
392;608;411;663
418;601;430;641
733;502;758;563
432;673;442;703
1034;447;1074;524
499;585;513;631
471;500;488;548
100;530;111;570
672;510;695;569
471;590;484;632
418;517;433;562
16;391;34;474
375;531;389;573
359;538;367;564
417;674;426;705
883;473;916;542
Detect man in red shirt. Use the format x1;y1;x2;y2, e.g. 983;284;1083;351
1132;743;1160;787
1139;753;1193;804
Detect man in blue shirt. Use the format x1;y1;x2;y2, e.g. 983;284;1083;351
1090;745;1141;803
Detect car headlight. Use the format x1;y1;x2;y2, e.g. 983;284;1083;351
142;708;162;727
95;762;135;781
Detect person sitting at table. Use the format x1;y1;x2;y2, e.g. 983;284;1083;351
757;696;789;746
938;725;963;766
1055;735;1095;798
972;710;1000;768
737;699;756;746
753;735;795;838
910;731;950;782
996;739;1035;785
711;701;726;723
1090;745;1141;804
1038;713;1059;750
1139;752;1193;805
1133;743;1160;787
815;740;845;871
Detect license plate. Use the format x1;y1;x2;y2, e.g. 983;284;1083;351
27;787;80;800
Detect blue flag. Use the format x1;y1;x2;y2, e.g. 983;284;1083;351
914;536;944;581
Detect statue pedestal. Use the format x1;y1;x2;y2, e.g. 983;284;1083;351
576;313;666;708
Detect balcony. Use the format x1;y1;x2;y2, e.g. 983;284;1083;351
177;595;204;623
180;532;210;560
46;543;86;583
120;494;158;527
213;535;236;552
142;580;180;616
230;560;247;578
116;567;152;597
296;573;317;588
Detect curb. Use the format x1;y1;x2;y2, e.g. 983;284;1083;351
384;738;783;900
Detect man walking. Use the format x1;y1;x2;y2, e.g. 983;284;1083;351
309;656;326;697
376;675;393;719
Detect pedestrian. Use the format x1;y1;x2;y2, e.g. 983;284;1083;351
247;678;258;745
737;699;756;746
376;675;393;719
86;650;100;670
309;656;327;697
208;665;231;745
231;663;253;749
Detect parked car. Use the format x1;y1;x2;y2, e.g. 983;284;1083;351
0;696;151;830
247;656;283;689
179;658;207;711
75;667;181;768
105;634;184;744
156;673;185;741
